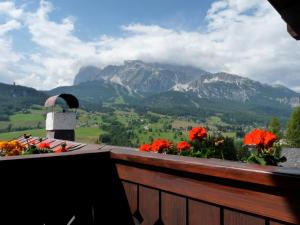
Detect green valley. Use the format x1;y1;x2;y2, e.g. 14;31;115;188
0;104;244;145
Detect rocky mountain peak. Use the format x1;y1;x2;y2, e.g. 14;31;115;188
74;66;101;85
74;60;208;93
73;60;300;106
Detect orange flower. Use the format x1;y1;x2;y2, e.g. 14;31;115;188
189;127;207;141
139;144;151;152
0;141;8;150
54;146;68;153
38;142;51;149
6;149;21;156
177;141;190;152
243;129;277;148
54;142;70;153
0;140;25;156
244;129;263;146
151;139;171;153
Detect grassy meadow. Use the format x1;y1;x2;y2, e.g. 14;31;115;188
0;105;238;145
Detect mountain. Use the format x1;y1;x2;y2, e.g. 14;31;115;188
173;72;300;106
74;66;103;85
133;91;294;125
71;60;300;124
0;82;48;106
46;80;139;111
0;59;297;126
0;82;48;121
74;60;300;106
74;60;208;94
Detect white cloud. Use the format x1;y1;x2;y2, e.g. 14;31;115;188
0;1;23;19
0;20;21;36
204;0;300;88
0;2;22;84
0;0;300;91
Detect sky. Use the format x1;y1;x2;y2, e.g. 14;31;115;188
0;0;300;91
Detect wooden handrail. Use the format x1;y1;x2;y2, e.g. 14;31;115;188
1;144;300;188
109;147;300;188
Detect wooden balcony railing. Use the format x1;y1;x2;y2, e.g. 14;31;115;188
0;145;299;225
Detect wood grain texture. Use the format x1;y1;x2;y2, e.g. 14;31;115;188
224;209;265;225
270;221;287;225
122;182;138;215
116;163;300;224
188;199;220;225
139;186;159;225
161;192;186;225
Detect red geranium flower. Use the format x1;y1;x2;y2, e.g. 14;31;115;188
139;144;151;152
243;129;277;148
189;127;207;141
54;147;68;153
263;132;277;148
38;142;51;149
244;129;263;146
151;139;171;153
177;141;190;152
53;142;70;153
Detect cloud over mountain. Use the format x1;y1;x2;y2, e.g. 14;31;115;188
0;0;299;91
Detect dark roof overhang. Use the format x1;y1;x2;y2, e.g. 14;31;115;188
268;0;300;40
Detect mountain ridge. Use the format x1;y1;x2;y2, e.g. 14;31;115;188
74;60;300;106
0;82;48;121
0;60;298;126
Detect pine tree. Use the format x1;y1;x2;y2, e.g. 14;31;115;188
286;107;300;147
267;117;281;139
